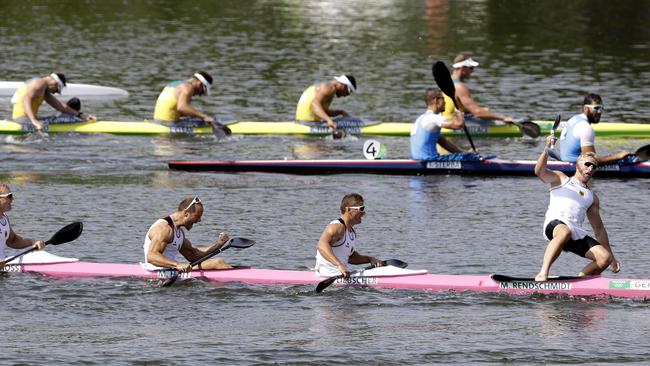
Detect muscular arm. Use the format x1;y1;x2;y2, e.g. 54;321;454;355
44;93;97;121
348;250;381;266
178;232;229;262
316;224;349;273
311;83;341;128
22;80;47;129
6;228;43;249
580;145;630;166
146;222;182;269
176;84;212;122
535;136;566;186
437;136;465;153
455;83;513;123
586;194;619;271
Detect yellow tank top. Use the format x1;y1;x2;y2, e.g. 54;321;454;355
441;93;455;119
12;82;44;120
153;81;183;122
295;85;332;121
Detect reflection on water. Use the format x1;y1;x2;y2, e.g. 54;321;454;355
537;301;607;340
2;1;650;364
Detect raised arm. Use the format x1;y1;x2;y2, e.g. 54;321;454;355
535;136;565;186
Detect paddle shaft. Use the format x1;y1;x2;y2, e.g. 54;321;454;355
2;222;83;264
432;62;477;152
160;237;256;287
316;259;408;293
550;114;561;149
161;243;231;287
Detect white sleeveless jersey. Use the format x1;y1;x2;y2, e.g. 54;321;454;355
315;219;357;276
543;177;594;240
1;214;10;259
143;217;184;265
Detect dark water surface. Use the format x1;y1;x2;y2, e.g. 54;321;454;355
1;1;650;364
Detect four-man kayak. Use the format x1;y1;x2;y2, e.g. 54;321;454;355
2;119;650;138
3;254;649;299
167;158;650;178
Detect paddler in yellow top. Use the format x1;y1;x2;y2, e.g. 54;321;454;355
11;73;97;131
295;74;357;130
153;71;216;127
442;54;514;124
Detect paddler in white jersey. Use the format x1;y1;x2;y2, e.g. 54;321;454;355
143;196;231;272
314;193;383;278
533;136;620;281
0;183;45;267
295;74;357;130
11;73;97;131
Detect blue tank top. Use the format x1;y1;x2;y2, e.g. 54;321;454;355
410;110;443;160
559;114;589;163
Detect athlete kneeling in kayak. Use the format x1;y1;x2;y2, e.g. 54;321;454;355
314;193;383;278
143;196;231;273
558;93;630;165
11;73;97;131
534;136;621;281
295;74;357;132
153;71;226;129
410;88;469;160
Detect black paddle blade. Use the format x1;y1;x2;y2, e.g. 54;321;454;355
332;128;347;139
316;274;343;293
45;222;83;245
384;259;408;268
517;120;541;138
212;123;232;140
635;144;650;161
228;237;256;249
432;61;457;108
552;114;561;131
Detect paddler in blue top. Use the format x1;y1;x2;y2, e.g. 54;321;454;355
153;71;217;127
295;74;357;130
445;54;515;124
0;183;45;267
558;93;630;165
11;73;97;131
314;193;383;278
410;88;467;160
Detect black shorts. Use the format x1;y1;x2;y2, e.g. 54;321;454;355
545;219;600;258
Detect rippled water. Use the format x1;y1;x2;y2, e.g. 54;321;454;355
2;0;650;364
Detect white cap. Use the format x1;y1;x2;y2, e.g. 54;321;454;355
452;57;479;69
50;73;65;94
194;73;211;96
334;75;356;93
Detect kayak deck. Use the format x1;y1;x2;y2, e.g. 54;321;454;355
4;261;649;299
2;119;650;137
167;158;650;178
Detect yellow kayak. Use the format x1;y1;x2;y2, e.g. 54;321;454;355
1;119;649;138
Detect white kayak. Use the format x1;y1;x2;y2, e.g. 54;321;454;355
0;81;129;99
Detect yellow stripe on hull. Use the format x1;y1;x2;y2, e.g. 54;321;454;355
1;119;649;138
